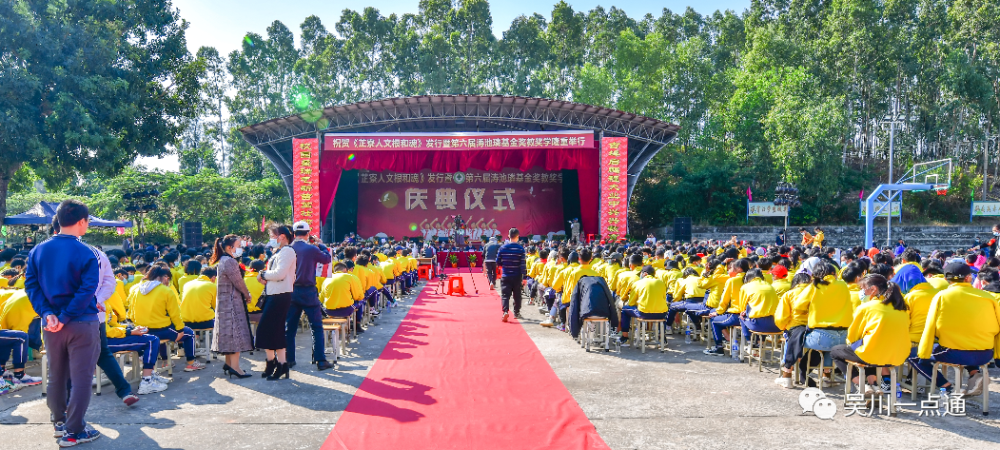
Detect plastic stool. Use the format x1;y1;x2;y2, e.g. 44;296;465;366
418;266;430;280
931;361;990;416
630;318;666;353
746;331;784;371
844;362;899;416
581;317;614;352
447;275;466;296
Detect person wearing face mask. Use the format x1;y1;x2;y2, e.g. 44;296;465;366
256;225;298;380
970;223;1000;257
209;235;254;379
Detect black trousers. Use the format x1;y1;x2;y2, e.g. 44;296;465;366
485;261;498;285
831;344;876;381
500;276;523;314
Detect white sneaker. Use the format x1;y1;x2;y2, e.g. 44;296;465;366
137;378;168;395
774;376;794;389
664;328;673;336
152;373;173;384
11;374;42;387
863;384;878;397
540;317;555;328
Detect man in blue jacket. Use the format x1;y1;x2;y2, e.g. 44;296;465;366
285;221;334;371
496;228;527;322
25;200;103;446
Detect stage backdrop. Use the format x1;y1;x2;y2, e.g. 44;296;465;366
357;168;564;240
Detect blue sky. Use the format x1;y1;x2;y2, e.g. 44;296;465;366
140;0;751;171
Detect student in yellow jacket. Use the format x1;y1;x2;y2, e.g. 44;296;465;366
127;266;205;372
795;259;854;369
0;289;40;386
655;261;683;295
921;259;949;291
665;267;707;334
737;269;781;341
177;260;202;295
830;274;910;394
561;249;601;306
180;268;218;330
840;261;866;309
614;254;644;307
619;265;668;344
770;265;791;297
704;258;752;356
244;260;266;321
105;299;163;393
773;272;826;388
321;262;364;317
911;262;1000;395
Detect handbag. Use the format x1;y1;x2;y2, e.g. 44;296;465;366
256;294;268;310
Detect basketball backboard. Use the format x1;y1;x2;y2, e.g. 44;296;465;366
902;159;952;192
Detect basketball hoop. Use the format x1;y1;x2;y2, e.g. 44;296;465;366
934;184;948;196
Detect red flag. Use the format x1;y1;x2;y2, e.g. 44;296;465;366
859;189;864;199
747;186;753;201
260;215;266;232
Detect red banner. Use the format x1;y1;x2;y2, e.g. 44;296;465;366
324;131;594;152
292;138;321;235
357;169;564;241
600;137;628;240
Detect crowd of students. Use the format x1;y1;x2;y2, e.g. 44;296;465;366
0;200;424;447
524;232;1000;399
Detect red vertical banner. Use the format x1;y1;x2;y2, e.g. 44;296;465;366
292;138;321;235
600;137;628;241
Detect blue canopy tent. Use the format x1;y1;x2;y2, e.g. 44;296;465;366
3;202;132;227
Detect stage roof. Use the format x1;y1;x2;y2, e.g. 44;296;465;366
238;95;680;233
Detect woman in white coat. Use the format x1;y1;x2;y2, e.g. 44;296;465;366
255;224;297;380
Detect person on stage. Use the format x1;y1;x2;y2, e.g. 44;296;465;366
497;228;527;322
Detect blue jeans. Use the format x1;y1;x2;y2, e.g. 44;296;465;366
107;334;160;370
96;325;132;398
0;329;28;369
286;287;326;364
804;328;848;366
147;326;196;362
711;313;741;345
908;344;993;388
620;306;666;332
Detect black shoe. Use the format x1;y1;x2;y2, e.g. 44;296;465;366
316;361;334;371
287;361;297;369
223;364;252;379
702;347;725;356
267;362;290;381
514;313;523;319
261;358;276;378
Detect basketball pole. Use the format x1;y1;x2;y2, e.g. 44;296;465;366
864;184;933;249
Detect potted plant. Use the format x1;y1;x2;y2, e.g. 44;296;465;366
467;253;478;268
448;253;459;268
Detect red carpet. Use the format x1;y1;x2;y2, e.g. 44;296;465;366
323;270;609;450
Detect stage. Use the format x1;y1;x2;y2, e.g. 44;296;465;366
237;95;681;241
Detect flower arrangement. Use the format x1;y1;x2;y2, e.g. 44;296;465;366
448;253;459;267
467;253;478;267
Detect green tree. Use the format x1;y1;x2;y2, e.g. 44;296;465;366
0;0;199;222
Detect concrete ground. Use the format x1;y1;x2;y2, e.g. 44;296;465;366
3;279;1000;449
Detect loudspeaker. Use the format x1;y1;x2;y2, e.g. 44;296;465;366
673;217;692;243
182;222;203;248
